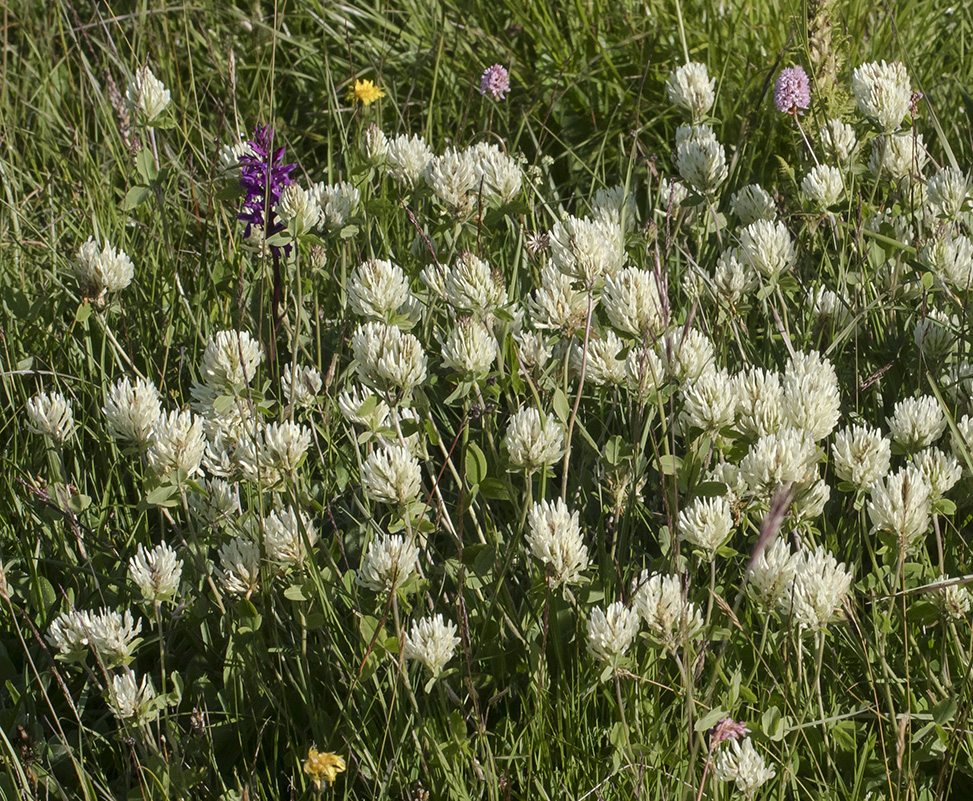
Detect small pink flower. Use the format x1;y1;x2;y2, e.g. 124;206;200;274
709;718;751;750
774;66;811;115
480;64;510;100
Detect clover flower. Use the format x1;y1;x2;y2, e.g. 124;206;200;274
911;447;961;500
914;308;956;360
927;167;970;220
819;119;859;164
678;495;733;559
731;184;777;225
666;62;716;120
932;577;971;619
198;329;263;394
789;545;854;630
868;132;927;181
867;466;932;552
809;286;852;330
337;384;390;429
682;368;736;434
362;123;389;164
526;498;589;587
658;178;689;213
781;350;841;441
504;407;565;473
146;410;206;480
479;64;510;100
675;132;728;194
468;142;523;203
624;345;666;404
303;748;346;790
739;427;818;498
439;251;506;315
281;364;323;409
125;65;170;123
362;444;422;506
713;248;757;306
592;185;638;232
549;215;625;285
104;376;161;449
404;614;461;677
348;259;412;322
747;538;798;612
632;571;703;652
801;164;844;207
852;60;912;132
587;601;640;662
573;329;627;386
832;425;892;490
774;66;811;115
659;327;715;385
713;737;776;797
187;477;241;529
129;542;183;602
237;125;297;257
740;219;796;280
733;366;784;439
602;267;666;338
442;317;498;377
425;147;479;215
75;237;135;300
921;234;973;289
108;670;158;723
217;537;261;596
528;264;589;331
888;396;946;452
47;608;142;667
386;134;433;188
26;390;76;446
351;321;428;396
357;533;420;593
276;183;321;236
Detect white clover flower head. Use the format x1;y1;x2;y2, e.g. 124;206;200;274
362;124;389;165
659;327;714;385
504;407;565;473
442;317;498;377
888;396;946;452
852;60;912;132
603;266;667;338
404;614;460;677
867;466;932;552
514;330;554;371
819;119;859;163
675;133;728;194
281;364;323;409
129;542;183;602
624;345;666;404
675;123;717;148
362;444;422;506
808;286;851;331
587;601;640;662
832;425;892;490
678;495;733;559
261;420;313;474
791;477;831;524
781;350;841;441
338;384;390;429
108;670;158;722
658;178;689;213
351;321;428;395
217;537;261;596
632;571;703;652
74;237;135;299
528;264;588;331
425;147;478;215
739;427;818;498
187;477;241;529
868;132;928;181
386;134;433;188
713;247;757;306
312;181;361;229
357;533;420;593
921;234;973;290
731;184;777;225
911;447;961;500
468;142;523;204
707;461;749;508
146;410;205;480
927;167;970;220
47;608;142;667
801;164;845;207
549;215;625;285
573;330;628;386
592;185;638;232
443;251;506;315
713;737;776;797
220;139;254;170
277;183;322;235
932;577;971;619
199;330;263;390
103;376;162;449
682;368;736;434
254;506;317;565
348;259;412;322
666;62;716;119
789;545;854;631
740;219;796;280
526;498;589;587
951;414;973;467
747;538;798;612
26;390;76;446
126;65;170;123
914;309;956;361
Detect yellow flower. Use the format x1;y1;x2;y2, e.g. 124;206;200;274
349;79;385;106
303;747;346;790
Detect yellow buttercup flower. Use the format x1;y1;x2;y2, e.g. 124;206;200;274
303;747;346;790
349;79;385;106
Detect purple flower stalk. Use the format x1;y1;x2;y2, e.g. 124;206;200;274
479;64;510;100
774;66;811;115
238;125;297;257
